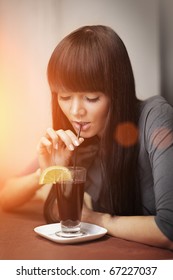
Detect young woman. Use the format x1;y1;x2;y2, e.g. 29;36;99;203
0;25;173;249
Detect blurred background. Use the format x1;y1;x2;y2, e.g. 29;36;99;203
0;0;173;184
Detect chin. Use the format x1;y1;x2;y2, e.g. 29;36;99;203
80;131;98;139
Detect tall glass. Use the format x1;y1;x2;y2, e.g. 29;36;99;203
55;166;86;237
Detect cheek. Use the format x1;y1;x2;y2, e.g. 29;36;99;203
58;101;68;116
93;105;109;127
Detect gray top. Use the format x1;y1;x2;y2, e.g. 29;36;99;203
138;96;173;241
76;95;173;241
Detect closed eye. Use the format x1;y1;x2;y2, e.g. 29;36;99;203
58;95;100;103
59;96;71;101
85;97;100;103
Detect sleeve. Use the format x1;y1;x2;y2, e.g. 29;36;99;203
145;98;173;241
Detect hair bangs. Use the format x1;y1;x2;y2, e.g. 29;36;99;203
47;33;107;94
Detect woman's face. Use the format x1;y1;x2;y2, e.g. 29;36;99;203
57;90;110;138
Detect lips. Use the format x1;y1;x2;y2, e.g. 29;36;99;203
72;121;91;132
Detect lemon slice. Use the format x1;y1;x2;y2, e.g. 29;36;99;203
39;166;72;185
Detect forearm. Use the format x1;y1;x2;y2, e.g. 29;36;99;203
85;212;173;250
0;170;40;211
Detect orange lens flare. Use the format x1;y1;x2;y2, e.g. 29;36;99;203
114;122;138;147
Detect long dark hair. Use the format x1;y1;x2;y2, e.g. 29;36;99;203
44;25;141;222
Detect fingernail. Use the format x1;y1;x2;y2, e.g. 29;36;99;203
69;144;74;151
74;140;79;146
79;137;84;143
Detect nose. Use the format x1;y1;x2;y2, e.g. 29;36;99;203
70;97;86;117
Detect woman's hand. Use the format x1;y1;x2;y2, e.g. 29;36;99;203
81;202;94;223
37;127;84;171
81;202;110;227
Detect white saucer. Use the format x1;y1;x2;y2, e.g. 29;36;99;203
34;222;107;244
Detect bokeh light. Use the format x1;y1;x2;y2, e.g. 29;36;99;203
114;122;138;147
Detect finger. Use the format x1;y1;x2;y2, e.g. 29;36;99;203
37;136;52;154
46;127;59;149
65;130;84;147
56;129;75;151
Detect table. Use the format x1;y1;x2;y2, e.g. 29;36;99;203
0;201;173;260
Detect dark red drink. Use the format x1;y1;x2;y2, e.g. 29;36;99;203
55;180;85;231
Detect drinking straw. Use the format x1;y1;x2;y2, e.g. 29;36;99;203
73;124;82;169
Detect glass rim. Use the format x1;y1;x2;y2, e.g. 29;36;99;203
67;166;86;171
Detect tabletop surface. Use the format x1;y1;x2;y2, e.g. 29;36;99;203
0;201;173;260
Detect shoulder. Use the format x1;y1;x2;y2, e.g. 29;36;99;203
140;95;172;113
138;95;173;151
139;95;173;129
